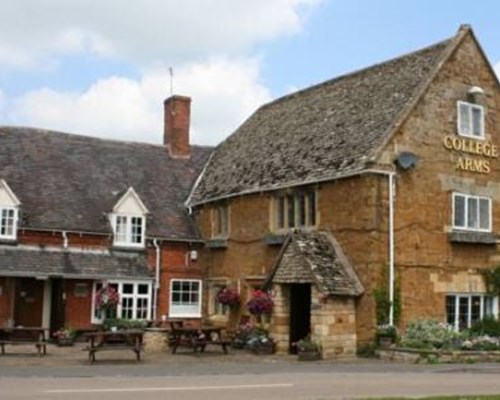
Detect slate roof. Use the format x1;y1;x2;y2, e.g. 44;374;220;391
0;245;152;280
0;127;212;240
189;31;462;205
265;231;364;297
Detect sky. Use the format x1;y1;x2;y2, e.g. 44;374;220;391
0;0;498;147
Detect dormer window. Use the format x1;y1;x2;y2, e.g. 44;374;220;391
0;207;17;240
111;187;148;248
0;180;20;241
113;215;145;246
457;101;484;139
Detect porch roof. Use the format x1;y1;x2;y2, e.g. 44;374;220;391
0;245;152;281
265;231;364;297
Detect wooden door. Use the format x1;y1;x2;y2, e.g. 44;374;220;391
14;278;44;327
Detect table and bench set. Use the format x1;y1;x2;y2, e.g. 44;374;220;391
0;322;232;362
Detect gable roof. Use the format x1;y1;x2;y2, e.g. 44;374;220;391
0;127;212;240
189;27;473;206
265;231;364;297
113;187;149;214
0;179;21;207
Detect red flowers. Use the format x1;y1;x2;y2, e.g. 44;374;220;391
216;287;240;307
247;290;273;315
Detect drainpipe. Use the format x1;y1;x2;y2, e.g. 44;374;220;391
362;169;396;326
152;239;161;321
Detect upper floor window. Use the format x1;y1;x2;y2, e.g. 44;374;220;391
452;193;491;232
0;180;20;241
273;190;317;231
0;207;17;240
111;187;148;248
113;215;145;247
457;101;484;139
212;204;229;238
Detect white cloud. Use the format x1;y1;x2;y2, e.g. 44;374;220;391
10;58;271;146
495;62;500;80
0;0;321;69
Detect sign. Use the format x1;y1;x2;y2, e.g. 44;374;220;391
443;135;498;174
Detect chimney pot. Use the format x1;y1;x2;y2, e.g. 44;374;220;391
164;95;191;158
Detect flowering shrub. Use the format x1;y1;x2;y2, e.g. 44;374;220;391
216;287;240;307
295;335;319;352
247;290;273;315
462;336;500;351
401;320;463;349
52;326;75;340
95;284;120;312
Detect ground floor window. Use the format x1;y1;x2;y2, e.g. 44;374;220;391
446;294;498;331
209;283;229;317
169;279;202;318
92;280;152;323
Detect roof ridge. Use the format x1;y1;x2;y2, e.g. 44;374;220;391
259;36;453;112
0;125;213;150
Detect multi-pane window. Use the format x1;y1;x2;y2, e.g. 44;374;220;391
452;193;491;232
92;281;152;323
446;294;497;331
213;205;229;238
457;101;484;139
274;191;316;230
169;279;202;318
113;214;145;247
0;207;17;240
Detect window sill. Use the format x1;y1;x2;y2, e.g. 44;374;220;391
264;233;287;245
449;231;496;244
206;238;228;249
0;238;17;245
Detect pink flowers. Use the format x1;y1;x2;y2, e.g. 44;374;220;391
216;287;240;307
246;290;273;315
95;284;120;312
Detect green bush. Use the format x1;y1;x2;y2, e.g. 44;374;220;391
102;318;147;331
469;316;500;337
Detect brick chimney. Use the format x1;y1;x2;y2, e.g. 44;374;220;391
164;95;191;158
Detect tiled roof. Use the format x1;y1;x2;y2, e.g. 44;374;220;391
0;127;212;240
0;245;152;280
190;33;459;205
266;231;364;296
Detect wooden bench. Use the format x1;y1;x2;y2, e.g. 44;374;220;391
84;330;143;363
196;339;231;354
0;327;48;357
170;326;230;354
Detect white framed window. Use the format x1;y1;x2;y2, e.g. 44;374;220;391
457;101;485;139
112;214;145;247
0;207;17;240
452;193;491;232
91;281;152;323
169;279;202;318
273;190;317;231
446;294;498;331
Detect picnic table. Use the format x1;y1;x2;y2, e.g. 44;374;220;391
84;329;144;363
170;326;230;354
0;327;48;356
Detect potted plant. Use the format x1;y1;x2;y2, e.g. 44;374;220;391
216;287;240;309
295;335;321;361
52;326;76;346
376;324;398;348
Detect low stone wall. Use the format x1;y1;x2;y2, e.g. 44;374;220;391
143;328;169;353
377;347;500;363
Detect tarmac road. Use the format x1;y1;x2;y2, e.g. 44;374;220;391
0;344;500;399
